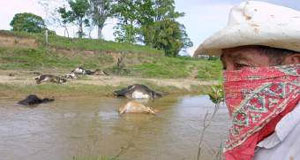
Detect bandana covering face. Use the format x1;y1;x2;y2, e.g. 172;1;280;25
223;64;300;160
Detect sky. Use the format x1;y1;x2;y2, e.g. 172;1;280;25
0;0;299;56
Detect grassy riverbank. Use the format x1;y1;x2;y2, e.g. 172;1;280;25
0;30;222;97
0;30;222;79
0;47;221;80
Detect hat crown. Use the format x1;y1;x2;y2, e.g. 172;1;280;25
194;1;300;56
228;1;300;27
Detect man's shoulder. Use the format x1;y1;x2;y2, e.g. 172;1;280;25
254;103;300;160
276;103;300;141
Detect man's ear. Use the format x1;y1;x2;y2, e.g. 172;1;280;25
283;54;300;65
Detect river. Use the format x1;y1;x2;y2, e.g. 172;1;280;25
0;95;230;160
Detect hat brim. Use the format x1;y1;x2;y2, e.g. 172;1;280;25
194;24;300;56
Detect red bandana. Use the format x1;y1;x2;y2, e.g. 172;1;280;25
223;64;300;160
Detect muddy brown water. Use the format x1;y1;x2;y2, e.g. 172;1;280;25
0;95;230;160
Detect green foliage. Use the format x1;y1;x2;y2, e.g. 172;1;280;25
153;0;182;20
10;13;46;33
113;23;140;44
208;84;224;104
58;0;90;38
112;0;192;56
112;0;140;43
139;0;192;56
143;19;192;56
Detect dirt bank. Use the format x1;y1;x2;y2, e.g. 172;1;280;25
0;32;38;48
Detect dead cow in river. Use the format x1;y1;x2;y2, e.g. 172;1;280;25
35;75;67;84
18;95;54;105
118;101;157;115
114;84;162;99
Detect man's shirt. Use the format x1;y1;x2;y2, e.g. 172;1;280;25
254;103;300;160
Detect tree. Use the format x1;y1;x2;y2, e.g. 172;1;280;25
152;0;184;22
58;7;72;37
112;0;192;56
58;0;90;38
137;0;192;56
143;19;192;56
112;0;140;43
10;13;46;33
89;0;113;39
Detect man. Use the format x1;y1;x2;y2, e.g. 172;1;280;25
194;1;299;160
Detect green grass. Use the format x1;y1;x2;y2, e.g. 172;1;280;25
0;47;76;70
0;47;222;80
129;56;222;80
0;81;214;98
0;30;222;80
0;30;163;55
0;83;116;98
48;35;162;55
130;57;189;78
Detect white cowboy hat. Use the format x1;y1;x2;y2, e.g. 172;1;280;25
194;1;300;56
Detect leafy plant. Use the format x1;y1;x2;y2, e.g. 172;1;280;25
197;84;224;160
142;19;192;56
112;0;140;43
208;84;225;104
10;13;46;33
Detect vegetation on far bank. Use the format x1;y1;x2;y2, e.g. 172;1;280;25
13;0;192;56
0;30;162;55
1;0;223;101
0;31;222;81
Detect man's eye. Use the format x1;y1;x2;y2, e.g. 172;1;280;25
234;63;249;70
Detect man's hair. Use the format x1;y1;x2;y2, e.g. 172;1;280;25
256;45;298;65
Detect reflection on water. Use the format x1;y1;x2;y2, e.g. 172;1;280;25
0;95;230;160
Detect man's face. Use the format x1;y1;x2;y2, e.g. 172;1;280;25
221;46;271;71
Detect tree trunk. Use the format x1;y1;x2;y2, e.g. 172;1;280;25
78;18;83;38
79;23;83;38
64;25;69;38
97;25;103;39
